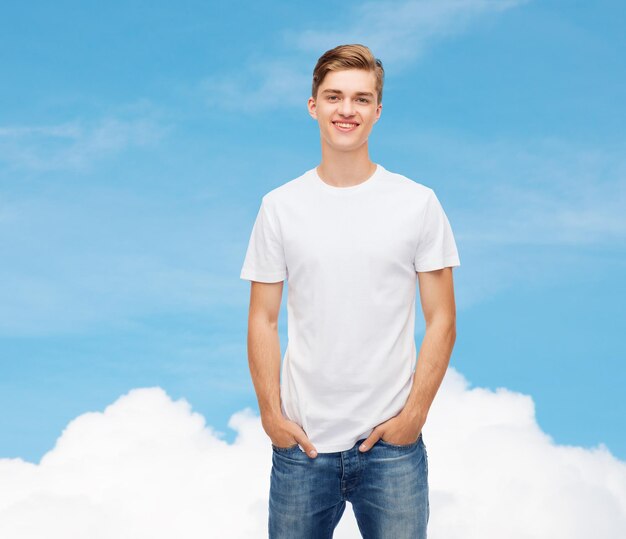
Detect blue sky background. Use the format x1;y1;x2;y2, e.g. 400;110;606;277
1;0;624;463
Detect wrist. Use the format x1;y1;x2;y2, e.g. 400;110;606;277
400;404;426;425
261;411;285;429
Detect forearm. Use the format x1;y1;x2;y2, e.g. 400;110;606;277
247;318;283;426
401;318;456;425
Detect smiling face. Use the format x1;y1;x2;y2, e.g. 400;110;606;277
308;68;382;154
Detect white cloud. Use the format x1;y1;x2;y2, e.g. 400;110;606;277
1;368;624;538
287;0;530;69
202;0;529;111
0;116;165;171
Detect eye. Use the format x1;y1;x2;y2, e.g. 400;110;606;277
357;98;370;103
327;95;339;101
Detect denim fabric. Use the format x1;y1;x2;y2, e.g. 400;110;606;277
269;432;429;538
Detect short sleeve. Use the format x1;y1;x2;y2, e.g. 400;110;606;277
240;197;287;282
413;189;461;272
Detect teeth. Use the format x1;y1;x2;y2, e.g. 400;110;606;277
335;122;357;128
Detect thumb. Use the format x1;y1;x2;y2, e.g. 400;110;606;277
359;430;381;452
300;437;318;458
295;429;318;458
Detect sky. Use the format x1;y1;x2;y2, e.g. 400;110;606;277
1;0;625;536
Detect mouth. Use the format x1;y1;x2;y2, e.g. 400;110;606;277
332;121;360;132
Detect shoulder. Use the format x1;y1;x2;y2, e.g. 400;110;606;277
260;169;312;208
379;165;435;201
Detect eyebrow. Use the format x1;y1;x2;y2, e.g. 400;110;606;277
321;89;375;97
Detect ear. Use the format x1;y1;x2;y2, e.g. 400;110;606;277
374;103;382;123
307;96;318;120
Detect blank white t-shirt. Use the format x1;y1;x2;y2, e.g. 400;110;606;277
240;163;460;453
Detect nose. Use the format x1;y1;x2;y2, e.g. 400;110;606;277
338;97;355;117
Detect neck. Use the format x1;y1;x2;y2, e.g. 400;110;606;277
317;143;376;188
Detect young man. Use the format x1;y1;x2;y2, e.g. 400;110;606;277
240;44;460;538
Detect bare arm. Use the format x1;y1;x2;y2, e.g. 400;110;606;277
401;266;457;425
247;280;284;425
247;280;318;456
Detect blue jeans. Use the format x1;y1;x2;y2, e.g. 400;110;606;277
269;432;429;538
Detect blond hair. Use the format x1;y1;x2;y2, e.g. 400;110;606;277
312;44;384;104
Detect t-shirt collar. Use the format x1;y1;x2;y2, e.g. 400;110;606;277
311;163;384;195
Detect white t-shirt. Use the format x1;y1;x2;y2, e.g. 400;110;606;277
240;163;460;453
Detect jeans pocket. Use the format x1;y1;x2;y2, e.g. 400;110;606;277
271;442;299;452
378;431;422;449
